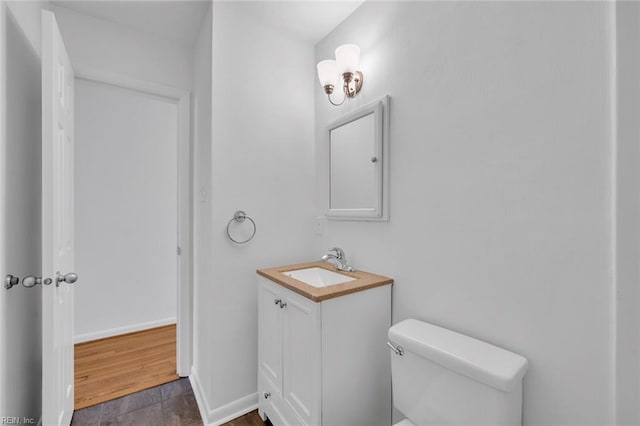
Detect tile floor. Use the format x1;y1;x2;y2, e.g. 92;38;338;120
71;377;202;426
222;411;270;426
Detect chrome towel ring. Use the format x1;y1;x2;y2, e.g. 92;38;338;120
226;210;256;244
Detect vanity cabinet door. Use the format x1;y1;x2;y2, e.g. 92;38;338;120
258;277;321;425
282;291;321;426
258;279;284;393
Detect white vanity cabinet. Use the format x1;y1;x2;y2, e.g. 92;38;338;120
257;264;392;426
258;277;321;425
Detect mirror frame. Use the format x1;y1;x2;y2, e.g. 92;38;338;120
325;95;390;221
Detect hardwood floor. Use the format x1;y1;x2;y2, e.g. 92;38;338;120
74;324;179;410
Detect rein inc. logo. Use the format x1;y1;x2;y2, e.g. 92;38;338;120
0;418;36;425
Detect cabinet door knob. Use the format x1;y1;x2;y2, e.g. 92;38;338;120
264;392;271;399
274;298;281;306
279;301;287;309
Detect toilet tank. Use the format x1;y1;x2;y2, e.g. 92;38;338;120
388;319;528;426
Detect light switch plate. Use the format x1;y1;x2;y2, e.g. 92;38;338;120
314;217;324;236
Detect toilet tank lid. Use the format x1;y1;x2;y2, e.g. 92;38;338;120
388;319;528;392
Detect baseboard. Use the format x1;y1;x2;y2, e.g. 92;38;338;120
73;317;177;343
209;393;258;426
189;368;212;426
189;367;258;426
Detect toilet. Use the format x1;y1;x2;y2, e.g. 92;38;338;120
388;319;528;426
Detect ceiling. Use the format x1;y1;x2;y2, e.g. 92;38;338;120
233;1;364;44
52;0;364;47
53;1;211;46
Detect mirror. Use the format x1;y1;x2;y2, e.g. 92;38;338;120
326;95;389;220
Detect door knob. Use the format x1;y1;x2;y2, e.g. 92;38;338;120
22;273;75;288
56;272;78;287
22;276;53;288
4;274;19;290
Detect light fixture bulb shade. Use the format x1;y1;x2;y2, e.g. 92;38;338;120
335;44;360;74
316;59;338;87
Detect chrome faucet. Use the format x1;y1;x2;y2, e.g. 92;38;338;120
321;247;354;272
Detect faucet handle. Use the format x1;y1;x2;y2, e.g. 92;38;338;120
328;247;345;259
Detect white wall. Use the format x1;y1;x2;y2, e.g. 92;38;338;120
191;3;316;424
51;4;192;91
0;0;50;420
615;2;640;424
315;2;615;424
73;79;178;341
191;1;211;388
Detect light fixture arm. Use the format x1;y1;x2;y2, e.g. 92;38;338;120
327;92;346;106
321;71;364;106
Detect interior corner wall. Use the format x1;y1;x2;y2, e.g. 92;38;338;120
1;0;51;421
192;1;212;382
615;1;640;424
315;2;615;424
193;3;316;423
50;4;192;91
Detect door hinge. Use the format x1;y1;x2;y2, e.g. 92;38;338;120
177;246;183;256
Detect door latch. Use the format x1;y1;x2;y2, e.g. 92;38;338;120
22;276;53;288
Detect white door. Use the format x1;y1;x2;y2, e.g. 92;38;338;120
41;10;76;426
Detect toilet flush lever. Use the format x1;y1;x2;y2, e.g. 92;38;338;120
387;341;404;356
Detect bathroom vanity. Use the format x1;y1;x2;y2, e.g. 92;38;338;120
256;261;393;426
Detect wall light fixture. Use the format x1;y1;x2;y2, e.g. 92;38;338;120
316;44;363;106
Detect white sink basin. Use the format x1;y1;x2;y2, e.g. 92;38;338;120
282;267;355;288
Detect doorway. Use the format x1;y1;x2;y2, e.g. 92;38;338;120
72;72;191;408
1;0;207;421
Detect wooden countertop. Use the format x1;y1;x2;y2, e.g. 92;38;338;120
256;261;393;302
